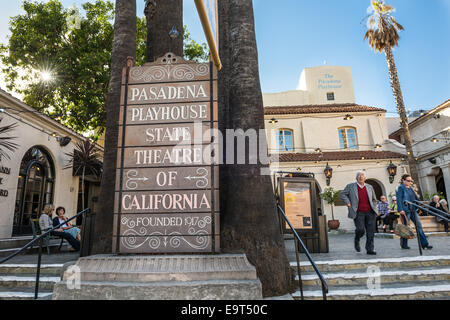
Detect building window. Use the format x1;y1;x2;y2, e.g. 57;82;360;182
338;127;358;150
327;92;335;101
277;129;294;152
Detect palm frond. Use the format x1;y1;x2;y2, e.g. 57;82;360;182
0;119;18;160
364;0;404;52
64;138;102;177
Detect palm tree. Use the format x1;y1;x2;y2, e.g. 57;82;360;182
364;0;421;195
145;0;183;61
92;0;136;254
65;139;102;211
218;0;294;297
0;118;18;160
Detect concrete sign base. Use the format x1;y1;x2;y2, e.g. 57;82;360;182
52;254;263;300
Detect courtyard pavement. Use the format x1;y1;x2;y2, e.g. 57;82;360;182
285;233;450;263
2;233;449;266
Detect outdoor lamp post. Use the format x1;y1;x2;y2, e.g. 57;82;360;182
324;162;333;186
168;26;179;53
387;160;397;184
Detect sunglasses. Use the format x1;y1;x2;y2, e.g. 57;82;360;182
405;180;414;183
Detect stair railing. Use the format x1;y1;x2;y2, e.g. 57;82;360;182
0;208;90;299
277;205;328;300
403;200;450;256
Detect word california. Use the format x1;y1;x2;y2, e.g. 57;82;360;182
122;192;211;211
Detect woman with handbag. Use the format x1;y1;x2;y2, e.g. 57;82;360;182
395;174;433;250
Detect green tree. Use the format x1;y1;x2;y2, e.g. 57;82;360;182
0;0;207;135
184;27;209;62
364;0;421;195
320;187;341;221
0;0;116;135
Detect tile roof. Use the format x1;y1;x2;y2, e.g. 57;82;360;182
276;150;405;162
264;103;386;115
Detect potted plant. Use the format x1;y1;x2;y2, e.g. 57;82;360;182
320;187;341;230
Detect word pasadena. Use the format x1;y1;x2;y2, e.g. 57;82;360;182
130;104;208;122
130;84;207;102
122;193;211;211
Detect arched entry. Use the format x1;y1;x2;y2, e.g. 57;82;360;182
13;147;55;236
366;179;384;201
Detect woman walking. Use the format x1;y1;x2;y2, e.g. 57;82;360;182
396;174;433;250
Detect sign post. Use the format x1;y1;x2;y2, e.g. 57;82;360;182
114;53;220;254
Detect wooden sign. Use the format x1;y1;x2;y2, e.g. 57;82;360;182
114;53;220;254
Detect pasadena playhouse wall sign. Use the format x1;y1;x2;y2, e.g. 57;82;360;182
114;53;219;254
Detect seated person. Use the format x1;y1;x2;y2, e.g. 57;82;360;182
39;205;80;252
53;207;81;242
429;196;449;232
377;195;393;232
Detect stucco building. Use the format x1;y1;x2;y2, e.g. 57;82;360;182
0;89;103;239
264;66;407;231
390;99;450;201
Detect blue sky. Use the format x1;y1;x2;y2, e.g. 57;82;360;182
0;0;449;116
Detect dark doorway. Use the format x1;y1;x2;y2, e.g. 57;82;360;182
13;147;55;236
366;179;384;201
436;168;447;200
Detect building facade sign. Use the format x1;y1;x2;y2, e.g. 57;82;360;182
0;165;11;197
114;53;219;254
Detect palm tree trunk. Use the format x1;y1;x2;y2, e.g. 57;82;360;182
218;0;294;297
92;0;136;254
384;46;422;196
145;0;183;62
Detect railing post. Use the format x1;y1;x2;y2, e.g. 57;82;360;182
34;237;43;300
293;237;304;300
414;209;423;256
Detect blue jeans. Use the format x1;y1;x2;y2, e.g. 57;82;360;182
400;211;429;248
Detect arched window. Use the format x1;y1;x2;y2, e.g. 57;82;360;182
276;129;294;152
338;127;357;150
13;147;55;236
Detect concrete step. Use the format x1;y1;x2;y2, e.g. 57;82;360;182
0;241;67;257
296;267;450;287
0;264;63;276
0;287;52;300
0;237;33;250
293;282;450;300
0;274;60;290
53;279;263;300
375;232;449;239
291;255;450;273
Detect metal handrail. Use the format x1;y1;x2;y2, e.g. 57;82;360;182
0;208;90;299
412;201;450;222
277;205;328;300
402;201;449;256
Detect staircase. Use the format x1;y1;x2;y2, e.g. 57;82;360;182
0;264;63;300
292;255;450;300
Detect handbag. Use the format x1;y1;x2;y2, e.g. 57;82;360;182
394;220;415;239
